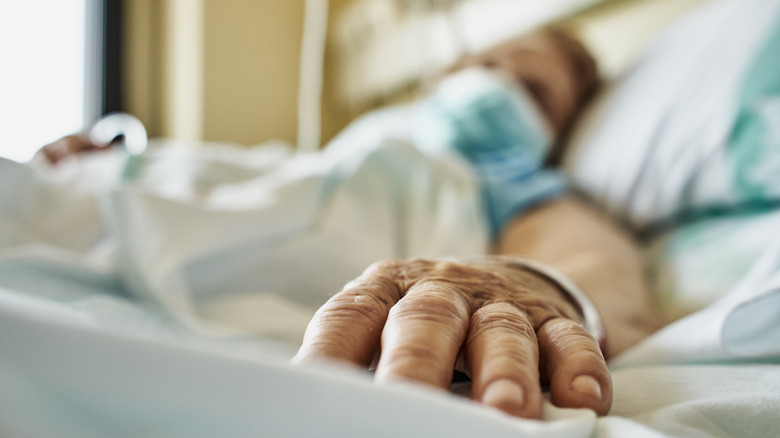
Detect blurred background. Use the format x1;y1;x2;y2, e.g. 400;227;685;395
0;0;707;162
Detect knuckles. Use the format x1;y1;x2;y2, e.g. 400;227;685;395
539;318;605;364
320;257;589;349
364;258;406;276
469;302;536;339
317;292;391;326
389;287;469;324
346;258;578;331
299;256;610;417
542;318;595;344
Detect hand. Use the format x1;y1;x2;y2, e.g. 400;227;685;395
293;257;611;419
36;134;109;165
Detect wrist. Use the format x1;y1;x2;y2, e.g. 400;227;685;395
494;255;608;357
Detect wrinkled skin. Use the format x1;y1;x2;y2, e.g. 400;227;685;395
294;257;611;419
36;135;108;165
35;27;615;419
295;29;611;419
457;28;600;139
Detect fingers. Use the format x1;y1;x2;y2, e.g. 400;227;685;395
375;281;470;390
293;260;404;367
38;135;104;164
466;302;544;419
538;318;612;415
294;258;613;419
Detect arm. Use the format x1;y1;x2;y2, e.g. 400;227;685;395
35;134;108;165
294;194;663;419
293;27;645;418
496;195;663;356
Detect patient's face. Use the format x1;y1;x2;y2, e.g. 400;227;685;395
471;29;599;138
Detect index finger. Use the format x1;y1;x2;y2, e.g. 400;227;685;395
292;260;404;367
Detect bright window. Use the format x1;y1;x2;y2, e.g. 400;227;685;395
0;0;87;162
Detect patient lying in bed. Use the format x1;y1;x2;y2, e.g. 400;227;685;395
36;27;625;418
24;0;780;427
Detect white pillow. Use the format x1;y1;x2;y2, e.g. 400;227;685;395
562;0;780;230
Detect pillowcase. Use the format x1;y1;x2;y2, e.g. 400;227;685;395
562;0;780;231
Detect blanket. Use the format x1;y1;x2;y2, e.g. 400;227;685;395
1;135;780;437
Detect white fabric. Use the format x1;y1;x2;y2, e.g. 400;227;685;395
563;0;780;229
647;209;780;321
0;287;596;438
613;236;780;367
1;131;488;336
606;364;780;438
1;134;780;437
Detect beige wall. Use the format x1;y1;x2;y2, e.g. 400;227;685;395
124;0;305;146
122;0;711;148
202;0;304;146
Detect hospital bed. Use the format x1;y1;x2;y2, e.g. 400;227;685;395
2;0;780;437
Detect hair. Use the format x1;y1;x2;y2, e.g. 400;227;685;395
545;27;600;106
443;26;602;162
539;26;601;164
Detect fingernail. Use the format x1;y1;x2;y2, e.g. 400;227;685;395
570;375;602;400
482;378;524;409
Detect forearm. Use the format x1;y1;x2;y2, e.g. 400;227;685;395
495;195;663;356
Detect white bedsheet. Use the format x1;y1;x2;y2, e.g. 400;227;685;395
1;134;780;437
0;126;488;336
